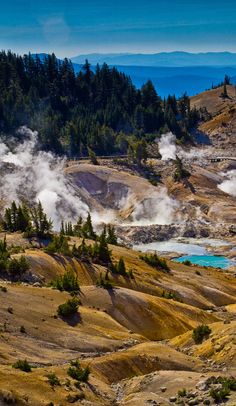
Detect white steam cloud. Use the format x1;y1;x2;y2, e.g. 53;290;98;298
0;127;89;229
218;170;236;197
158;132;208;162
119;188;180;226
158;132;177;160
131;188;180;226
0;127;181;230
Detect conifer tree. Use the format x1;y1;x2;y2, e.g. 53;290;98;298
106;225;117;245
82;213;96;240
116;257;126;275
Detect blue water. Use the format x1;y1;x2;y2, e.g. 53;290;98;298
174;255;232;269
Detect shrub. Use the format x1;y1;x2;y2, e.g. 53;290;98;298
192;325;211;344
183;259;192;266
209;376;236;402
46;235;71;256
8;256;30;277
116;257;126;275
140;253;169;271
178;388;187;397
96;272;113;290
46;373;61;388
162;290;182;302
66;393;85;402
67;360;90;383
210;386;230;402
57;297;80;318
217;376;236;391
0;285;7;292
20;325;26;334
88;147;99;165
51;270;80;293
12;359;31;372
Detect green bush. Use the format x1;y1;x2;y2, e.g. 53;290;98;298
8;256;30;277
116;257;126;275
210;386;230;402
46;373;61;388
162;290;182;302
57;297;80;318
67;360;90;383
217;376;236;391
178;388;187;397
46;235;71;256
96;272;114;290
140;253;169;271
12;359;32;372
210;376;236;402
51;270;80;293
183;259;192;266
192;325;211;344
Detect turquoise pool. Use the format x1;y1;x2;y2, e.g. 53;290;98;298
174;255;233;269
133;238;235;270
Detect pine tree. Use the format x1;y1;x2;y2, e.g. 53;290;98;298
93;230;111;265
106;225;117;245
60;221;65;235
88;147;98;165
73;216;83;236
116;257;126;275
31;201;53;238
82;213;96;240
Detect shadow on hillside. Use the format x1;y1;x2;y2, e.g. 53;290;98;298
60;312;82;327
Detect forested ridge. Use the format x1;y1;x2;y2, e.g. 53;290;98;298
0;51;199;156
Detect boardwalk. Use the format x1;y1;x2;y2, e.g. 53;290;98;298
210;156;236;162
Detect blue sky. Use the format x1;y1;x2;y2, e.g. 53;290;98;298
1;0;236;57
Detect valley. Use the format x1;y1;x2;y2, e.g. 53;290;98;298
0;66;235;406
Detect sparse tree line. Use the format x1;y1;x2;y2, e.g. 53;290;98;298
1;200;132;282
1;200;173;287
2;201;52;238
60;213;117;244
0;51;200;157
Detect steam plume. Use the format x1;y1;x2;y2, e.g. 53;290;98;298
158;132;177;160
0;127;89;229
218;170;236;197
0;127;181;230
158;132;208;162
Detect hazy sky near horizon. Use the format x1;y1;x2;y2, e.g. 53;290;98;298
1;0;236;57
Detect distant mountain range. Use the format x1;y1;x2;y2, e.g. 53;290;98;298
34;52;236;98
71;51;236;67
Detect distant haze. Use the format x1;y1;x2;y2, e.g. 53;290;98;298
71;51;236;67
34;52;236;98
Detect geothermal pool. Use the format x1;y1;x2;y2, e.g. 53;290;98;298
133;238;234;269
174;255;232;269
